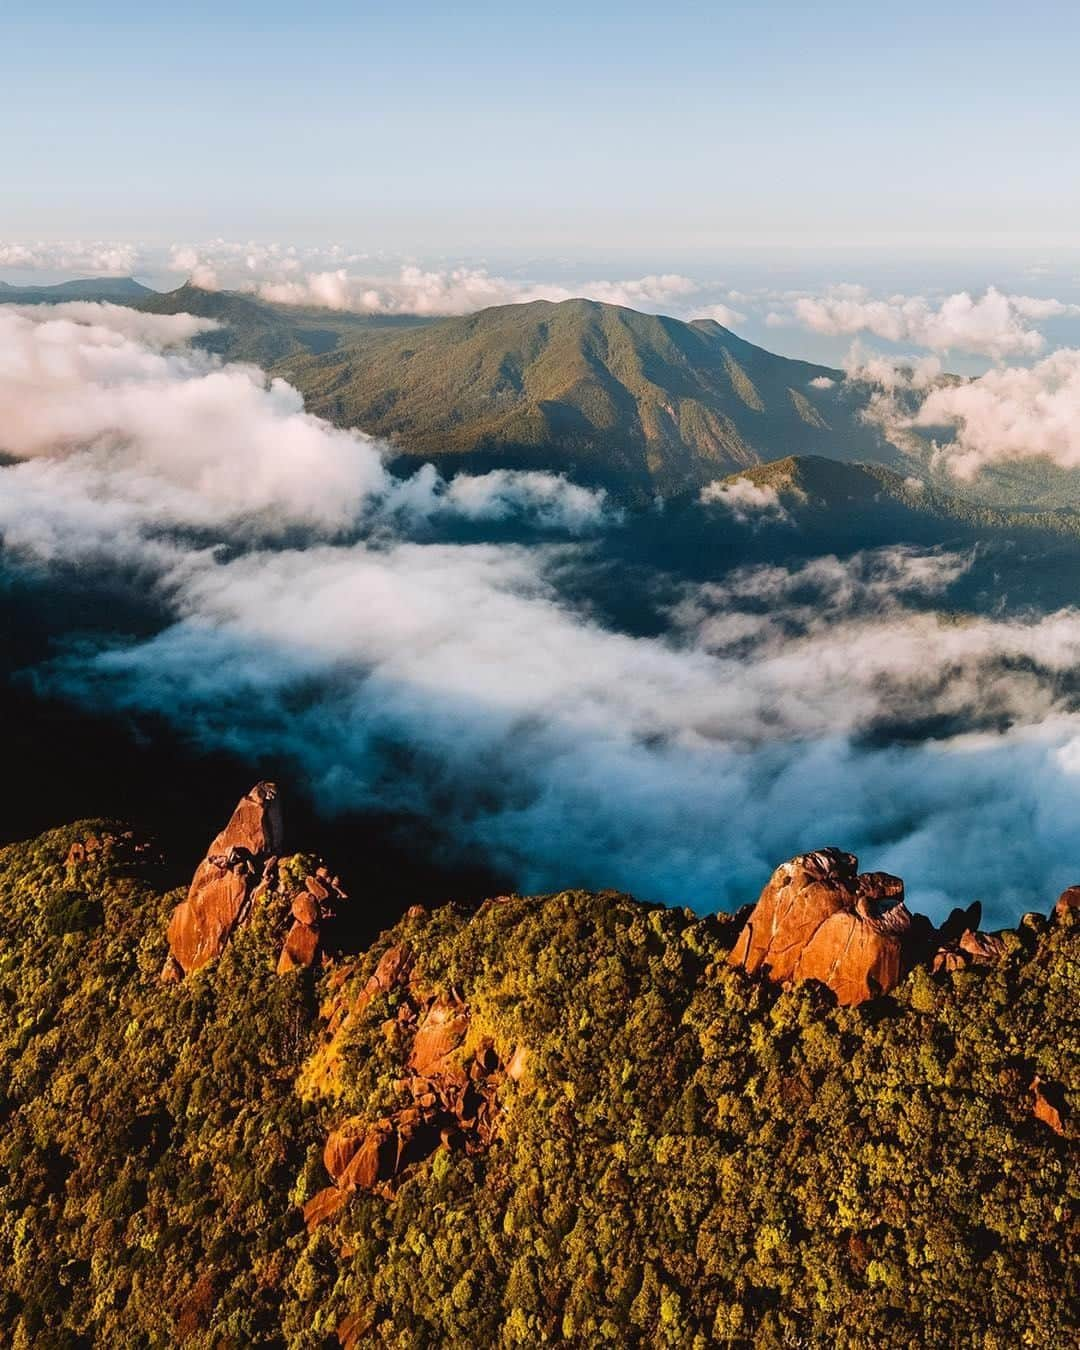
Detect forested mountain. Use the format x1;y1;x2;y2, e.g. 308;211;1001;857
277;298;899;497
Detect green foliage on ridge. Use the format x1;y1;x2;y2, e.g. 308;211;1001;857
0;822;1075;1346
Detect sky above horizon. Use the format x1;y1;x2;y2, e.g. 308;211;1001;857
6;1;1080;255
6;2;1080;372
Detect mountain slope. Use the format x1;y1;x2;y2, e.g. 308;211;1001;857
138;283;433;366
0;802;1074;1345
277;298;899;497
0;275;153;304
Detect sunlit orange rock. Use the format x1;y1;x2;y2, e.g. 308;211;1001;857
728;849;909;1005
408;993;470;1075
303;1186;348;1231
165;782;282;976
354;943;415;1011
1031;1076;1067;1135
277;919;320;973
1054;886;1080;924
292;891;320;925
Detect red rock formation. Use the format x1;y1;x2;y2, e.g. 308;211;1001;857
292;892;320;926
302;1186;348;1231
794;909;904;1006
278;920;320;974
305;950;525;1226
164;783;281;976
408;993;470;1076
728;849;909;1005
354;943;416;1012
163;783;345;979
1031;1076;1067;1135
728;849;1021;1004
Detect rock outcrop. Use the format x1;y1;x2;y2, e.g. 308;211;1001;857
728;847;1012;1005
65;829;154;870
162;783;346;980
728;849;911;1005
1031;1076;1067;1135
1054;886;1080;924
303;939;526;1228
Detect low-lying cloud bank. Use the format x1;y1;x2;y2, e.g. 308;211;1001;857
0;305;609;553
0;239;141;276
184;260;702;318
4;305;1080;923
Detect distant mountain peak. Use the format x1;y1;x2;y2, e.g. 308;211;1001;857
0;275;154;303
279;297;891;498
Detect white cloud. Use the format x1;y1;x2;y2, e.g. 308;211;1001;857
783;285;1079;359
843;342;943;391
52;532;1080;925
11;303;1080;924
699;477;791;525
7;300;218;347
159;241;705;315
0;305;612;549
808;375;835;389
0;239;141;275
387;465;613;533
910;348;1080;477
248;264;700;316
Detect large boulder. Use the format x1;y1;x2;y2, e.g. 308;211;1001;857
1031;1076;1067;1135
729;849;910;1005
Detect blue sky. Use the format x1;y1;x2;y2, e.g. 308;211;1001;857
5;0;1080;258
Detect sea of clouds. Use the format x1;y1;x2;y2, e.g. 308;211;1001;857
5;304;1080;924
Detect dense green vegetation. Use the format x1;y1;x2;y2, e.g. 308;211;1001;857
0;818;1074;1346
274;298;893;497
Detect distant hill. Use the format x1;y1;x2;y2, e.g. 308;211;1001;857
0;275;153;304
276;298;901;497
716;455;1080;541
137;283;433;367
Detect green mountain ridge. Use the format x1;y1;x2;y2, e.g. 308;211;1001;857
276;297;900;498
8;279;1080;509
0;808;1074;1346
